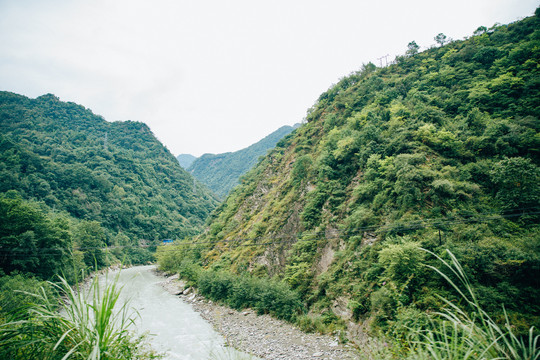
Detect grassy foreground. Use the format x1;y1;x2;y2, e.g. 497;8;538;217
361;249;540;360
0;271;160;360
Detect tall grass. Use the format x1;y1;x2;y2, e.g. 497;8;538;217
0;272;159;360
407;249;540;360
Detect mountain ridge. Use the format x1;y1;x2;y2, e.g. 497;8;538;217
185;124;300;199
0;91;219;275
166;12;540;343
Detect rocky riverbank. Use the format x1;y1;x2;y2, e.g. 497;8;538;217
158;272;361;360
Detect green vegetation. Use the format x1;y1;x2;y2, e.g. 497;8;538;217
0;92;218;276
0;92;218;241
156;244;303;322
0;272;159;359
187;124;299;199
0;92;218;355
160;10;540;355
1;6;539;359
362;250;539;359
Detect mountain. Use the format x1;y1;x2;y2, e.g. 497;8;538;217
0;92;219;276
186;124;299;199
177;153;197;169
165;13;540;342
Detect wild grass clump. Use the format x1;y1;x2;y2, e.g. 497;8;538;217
358;249;539;360
0;272;160;360
405;249;540;360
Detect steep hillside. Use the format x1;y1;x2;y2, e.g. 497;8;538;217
187;124;299;199
177;153;197;169
0;92;218;252
171;13;540;339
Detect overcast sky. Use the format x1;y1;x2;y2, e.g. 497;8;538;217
0;0;537;157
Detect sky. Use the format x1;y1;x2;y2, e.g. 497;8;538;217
0;0;538;157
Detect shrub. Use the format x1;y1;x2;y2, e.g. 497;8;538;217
0;274;54;320
180;265;303;323
407;249;540;360
371;286;398;325
378;240;425;284
198;270;235;301
256;280;303;321
227;277;260;310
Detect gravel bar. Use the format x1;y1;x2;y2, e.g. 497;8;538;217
158;271;361;360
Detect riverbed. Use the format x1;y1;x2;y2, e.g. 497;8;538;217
107;265;253;360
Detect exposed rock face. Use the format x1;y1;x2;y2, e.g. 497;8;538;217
316;242;336;275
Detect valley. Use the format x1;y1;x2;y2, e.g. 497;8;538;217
0;8;539;360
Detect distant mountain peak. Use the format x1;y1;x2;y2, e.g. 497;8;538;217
185;124;299;199
177;153;197;169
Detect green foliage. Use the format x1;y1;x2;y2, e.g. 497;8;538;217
0;92;218;242
197;268;303;322
164;259;304;322
491;157;540;213
291;154;313;186
0;195;72;279
0;273;159;360
76;220;107;268
169;11;540;348
296;312;347;335
0;91;219;285
371;286;398;324
406;249;540;360
378;239;425;284
0;274;54;322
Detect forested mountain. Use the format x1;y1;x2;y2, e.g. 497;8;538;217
186;124;299;199
161;12;540;345
0;92;218;278
177;153;197;169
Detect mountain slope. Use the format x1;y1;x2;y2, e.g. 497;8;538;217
0;92;219;241
187;124;299;199
183;14;540;337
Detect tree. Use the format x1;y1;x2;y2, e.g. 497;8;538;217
0;197;71;279
474;26;487;36
406;41;420;56
434;33;448;46
490;157;540;213
75;221;107;268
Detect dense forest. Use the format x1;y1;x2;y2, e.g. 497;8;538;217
158;11;540;356
185;124;299;199
0;92;218;281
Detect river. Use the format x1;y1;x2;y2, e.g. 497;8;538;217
106;265;253;360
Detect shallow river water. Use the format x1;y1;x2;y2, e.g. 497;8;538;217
106;265;251;360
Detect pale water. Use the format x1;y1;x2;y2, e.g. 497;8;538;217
105;265;252;360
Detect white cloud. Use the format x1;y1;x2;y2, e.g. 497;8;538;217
0;0;538;156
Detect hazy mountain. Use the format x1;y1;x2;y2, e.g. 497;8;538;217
177;153;197;169
187;124;300;199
